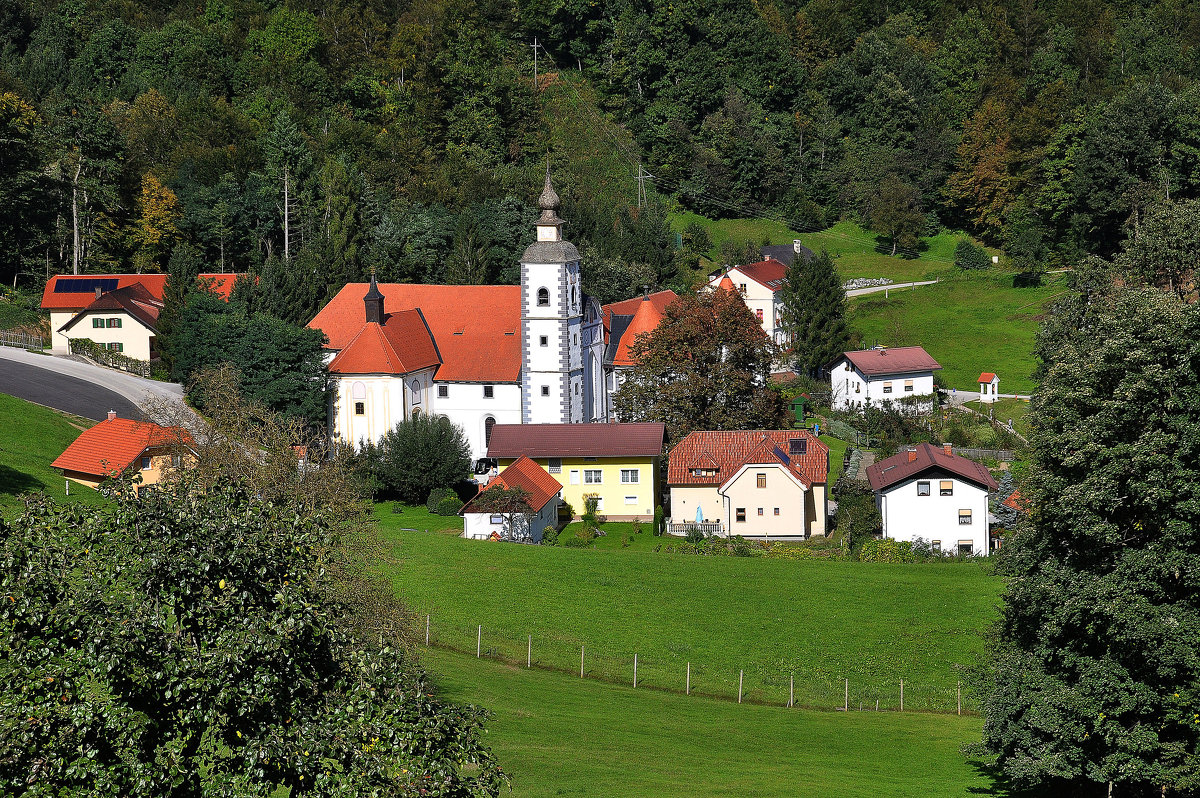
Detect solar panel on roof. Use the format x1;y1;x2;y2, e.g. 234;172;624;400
53;277;119;294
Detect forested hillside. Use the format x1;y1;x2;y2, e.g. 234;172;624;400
2;0;1199;316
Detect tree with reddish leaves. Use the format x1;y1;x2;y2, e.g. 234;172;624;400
613;287;784;443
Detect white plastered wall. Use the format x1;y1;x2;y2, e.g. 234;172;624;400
876;475;990;555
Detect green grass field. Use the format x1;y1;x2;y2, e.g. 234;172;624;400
0;393;101;517
848;271;1064;394
667;212;987;283
425;646;996;797
374;509;1002;711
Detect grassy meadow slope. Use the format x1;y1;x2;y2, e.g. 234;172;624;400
848;271;1064;394
0;392;101;517
375;508;1002;711
425;646;994;797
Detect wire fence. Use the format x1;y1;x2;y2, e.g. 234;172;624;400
0;330;47;351
421;615;976;716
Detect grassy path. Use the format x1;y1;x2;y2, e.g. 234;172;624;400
424;646;997;797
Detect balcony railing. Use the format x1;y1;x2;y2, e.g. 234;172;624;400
667;521;725;537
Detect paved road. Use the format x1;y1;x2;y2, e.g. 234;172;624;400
0;346;186;421
846;279;939;298
0;356;141;421
945;391;1032;407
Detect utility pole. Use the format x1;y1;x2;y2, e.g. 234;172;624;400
531;38;539;90
635;162;649;207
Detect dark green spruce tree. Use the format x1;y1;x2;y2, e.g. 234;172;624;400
983;272;1200;795
778;250;849;376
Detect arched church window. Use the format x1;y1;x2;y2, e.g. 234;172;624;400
352;381;366;399
537;288;549;307
410;380;421;402
412;407;421;419
571;286;577;308
485;416;496;445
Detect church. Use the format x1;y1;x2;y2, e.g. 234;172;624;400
307;173;678;462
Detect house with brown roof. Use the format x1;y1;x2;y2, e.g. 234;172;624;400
828;346;941;413
487;422;667;521
667;429;829;539
41;273;240;361
705;259;790;344
461;456;563;542
51;411;195;492
865;443;999;555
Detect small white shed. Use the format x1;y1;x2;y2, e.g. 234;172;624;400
978;372;999;404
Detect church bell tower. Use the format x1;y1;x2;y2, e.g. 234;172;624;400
520;170;584;424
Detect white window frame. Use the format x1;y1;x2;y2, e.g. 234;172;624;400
583;469;602;485
620;469;639;484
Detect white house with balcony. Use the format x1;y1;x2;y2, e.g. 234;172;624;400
828;346;941;413
865;443;998;555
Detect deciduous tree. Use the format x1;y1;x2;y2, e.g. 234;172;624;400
358;414;472;504
614;287;784;442
983;282;1200;794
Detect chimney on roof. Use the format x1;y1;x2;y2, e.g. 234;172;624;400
95;286;103;300
943;443;953;456
107;410;116;421
793;239;803;254
642;284;649;300
907;449;917;463
364;271;384;325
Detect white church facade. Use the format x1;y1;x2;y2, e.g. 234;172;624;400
309;174;634;463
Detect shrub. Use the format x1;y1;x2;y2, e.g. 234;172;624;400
435;494;463;516
426;487;454;513
858;537;917;563
954;238;990;270
631;520;643;535
653;505;664;536
684;526;706;545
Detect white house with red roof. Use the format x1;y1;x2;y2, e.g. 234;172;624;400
705;259;789;344
666;429;829;539
865;443;998;555
460;456;563;542
41;273;239;360
978;372;999;403
828;346;941;412
309;174;611;462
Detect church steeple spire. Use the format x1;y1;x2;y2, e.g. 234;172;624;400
364;269;384;325
535;166;565;243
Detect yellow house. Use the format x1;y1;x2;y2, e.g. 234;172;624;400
51;411;195;493
486;423;667;521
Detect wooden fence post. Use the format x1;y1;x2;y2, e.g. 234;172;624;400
957;681;962;715
527;635;531;668
900;679;904;712
476;625;481;658
633;654;638;688
686;662;690;696
844;679;848;712
789;675;794;708
580;645;585;678
425;614;430;646
738;671;743;704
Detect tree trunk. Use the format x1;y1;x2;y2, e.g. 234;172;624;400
283;164;291;262
71;156;82;275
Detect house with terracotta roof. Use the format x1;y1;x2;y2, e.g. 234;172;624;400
51;411;195;492
42;273;240;361
828;346;941;413
705;259;790;344
978;372;999;403
667;429;829;539
486;422;667;521
461;456;563;542
865;443;998;555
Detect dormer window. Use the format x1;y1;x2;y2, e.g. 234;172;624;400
537;288;549;307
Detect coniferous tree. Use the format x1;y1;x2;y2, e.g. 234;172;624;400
779;250;849;377
983;277;1200;794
